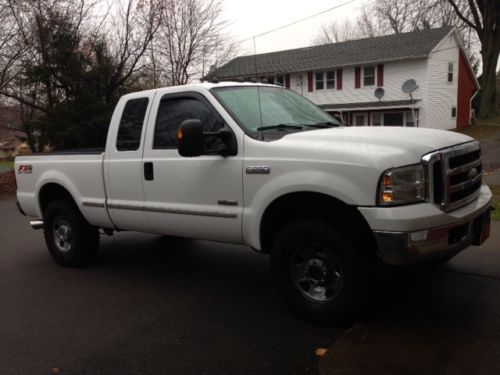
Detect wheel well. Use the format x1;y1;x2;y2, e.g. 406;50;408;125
260;192;377;260
38;183;76;216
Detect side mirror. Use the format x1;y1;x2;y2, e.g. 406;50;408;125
178;119;204;157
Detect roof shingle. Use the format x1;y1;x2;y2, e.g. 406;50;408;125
207;27;452;79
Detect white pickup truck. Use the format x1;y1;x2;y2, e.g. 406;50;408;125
15;82;492;322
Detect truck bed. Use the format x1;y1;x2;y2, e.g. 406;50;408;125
15;152;113;229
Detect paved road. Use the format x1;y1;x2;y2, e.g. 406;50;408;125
0;197;338;375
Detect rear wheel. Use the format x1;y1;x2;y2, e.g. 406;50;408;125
43;199;99;267
270;221;367;324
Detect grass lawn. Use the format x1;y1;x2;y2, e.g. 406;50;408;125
0;160;14;170
455;116;500;140
489;185;500;221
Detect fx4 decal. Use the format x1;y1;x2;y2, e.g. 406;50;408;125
18;164;33;174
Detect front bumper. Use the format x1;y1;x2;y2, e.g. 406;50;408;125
366;185;493;265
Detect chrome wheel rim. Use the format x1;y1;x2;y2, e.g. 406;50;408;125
291;244;343;302
53;217;72;253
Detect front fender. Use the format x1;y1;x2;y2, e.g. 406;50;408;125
242;169;372;250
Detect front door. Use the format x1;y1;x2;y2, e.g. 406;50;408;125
141;91;244;243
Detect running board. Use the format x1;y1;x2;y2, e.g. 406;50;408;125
30;220;44;230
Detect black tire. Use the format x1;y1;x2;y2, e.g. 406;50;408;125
43;199;99;267
270;221;367;324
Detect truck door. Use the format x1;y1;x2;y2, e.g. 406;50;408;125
141;91;243;243
104;91;155;232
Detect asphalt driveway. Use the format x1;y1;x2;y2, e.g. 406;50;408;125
1;195;499;375
0;196;338;375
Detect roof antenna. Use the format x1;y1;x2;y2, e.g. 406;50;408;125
253;36;264;140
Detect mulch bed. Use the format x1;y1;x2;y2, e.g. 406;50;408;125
0;170;16;199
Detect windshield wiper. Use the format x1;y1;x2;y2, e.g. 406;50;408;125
256;124;303;131
303;121;340;128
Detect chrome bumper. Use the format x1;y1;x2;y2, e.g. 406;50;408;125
373;204;492;265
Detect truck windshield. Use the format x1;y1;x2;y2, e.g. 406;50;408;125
211;86;342;136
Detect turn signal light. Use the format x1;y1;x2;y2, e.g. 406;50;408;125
177;128;183;140
382;192;393;202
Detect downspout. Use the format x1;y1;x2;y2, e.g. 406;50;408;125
469;90;479;125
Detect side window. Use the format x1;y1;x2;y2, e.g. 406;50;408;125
116;98;149;151
153;97;224;150
448;62;454;82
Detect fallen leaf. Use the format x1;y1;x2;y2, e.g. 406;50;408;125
315;348;328;357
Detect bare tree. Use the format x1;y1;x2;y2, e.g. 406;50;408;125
313;19;360;44
151;0;237;86
444;0;500;118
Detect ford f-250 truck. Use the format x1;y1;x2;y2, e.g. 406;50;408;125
15;82;492;322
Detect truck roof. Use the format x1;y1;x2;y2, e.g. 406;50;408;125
120;81;278;100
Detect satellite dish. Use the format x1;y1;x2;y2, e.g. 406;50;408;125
402;79;418;94
374;87;385;101
402;79;418;103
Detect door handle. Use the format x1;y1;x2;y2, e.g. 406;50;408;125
144;162;154;181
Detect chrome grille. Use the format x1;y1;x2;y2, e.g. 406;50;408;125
422;141;482;212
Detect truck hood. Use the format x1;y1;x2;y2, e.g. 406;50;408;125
278;126;474;169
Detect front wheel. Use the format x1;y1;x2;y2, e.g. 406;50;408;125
270;221;367;324
43;199;99;267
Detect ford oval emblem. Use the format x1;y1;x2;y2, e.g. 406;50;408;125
467;167;478;179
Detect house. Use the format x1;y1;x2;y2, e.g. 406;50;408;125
206;27;479;130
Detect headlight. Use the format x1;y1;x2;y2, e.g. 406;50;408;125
378;164;426;206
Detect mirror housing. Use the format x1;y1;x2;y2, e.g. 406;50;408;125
177;119;238;157
178;119;204;157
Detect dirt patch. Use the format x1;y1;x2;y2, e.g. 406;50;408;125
0;170;16;200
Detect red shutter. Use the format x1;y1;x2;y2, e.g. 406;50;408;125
377;64;384;87
337;69;343;90
355;67;361;88
307;72;313;92
285;74;290;88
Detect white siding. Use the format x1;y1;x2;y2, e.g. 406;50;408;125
286;33;462;130
423;32;459;130
290;59;427;108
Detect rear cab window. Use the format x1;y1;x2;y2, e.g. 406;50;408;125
116;98;149;151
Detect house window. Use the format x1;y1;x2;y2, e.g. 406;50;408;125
371;111;416;126
364;66;375;86
406;111;415;127
451;107;457;117
261;75;285;86
326;71;335;89
315;71;336;90
383;112;404;126
315;72;324;90
448;63;454;82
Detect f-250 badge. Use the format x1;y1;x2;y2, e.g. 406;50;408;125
18;164;33;174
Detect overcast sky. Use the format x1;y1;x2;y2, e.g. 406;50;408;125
221;0;370;55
